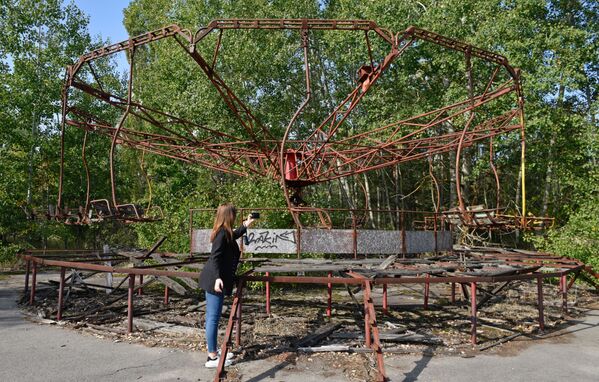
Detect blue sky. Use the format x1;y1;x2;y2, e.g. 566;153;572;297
73;0;130;42
71;0;132;71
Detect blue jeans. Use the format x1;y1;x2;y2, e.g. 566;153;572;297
205;291;224;353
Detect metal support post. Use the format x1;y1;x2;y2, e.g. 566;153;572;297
470;282;477;345
138;274;143;295
382;283;388;314
57;267;66;320
327;271;332;317
24;260;30;295
127;275;134;333
29;262;37;305
265;271;271;315
537;275;545;331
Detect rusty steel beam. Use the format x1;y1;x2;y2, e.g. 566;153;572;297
68;25;190;77
405;27;508;66
537;275;545;331
215;279;245;381
21;249;585;286
164;286;169;304
127;275;135;333
363;280;387;381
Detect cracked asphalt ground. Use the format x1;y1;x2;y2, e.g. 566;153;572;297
0;274;350;382
2;273;598;382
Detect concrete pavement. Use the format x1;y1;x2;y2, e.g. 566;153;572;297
386;309;599;381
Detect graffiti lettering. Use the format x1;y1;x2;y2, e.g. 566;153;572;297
245;230;296;250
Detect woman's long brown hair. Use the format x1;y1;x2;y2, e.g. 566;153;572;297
210;204;237;242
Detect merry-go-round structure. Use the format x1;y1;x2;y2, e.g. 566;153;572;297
19;19;599;382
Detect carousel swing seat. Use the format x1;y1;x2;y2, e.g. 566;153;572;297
89;199;163;223
116;203;164;222
441;205;554;231
442;205;509;230
47;204;88;225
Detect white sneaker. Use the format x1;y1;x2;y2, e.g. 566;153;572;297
205;355;233;368
218;349;234;360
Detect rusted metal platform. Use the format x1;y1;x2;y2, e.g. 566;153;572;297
18;245;588;382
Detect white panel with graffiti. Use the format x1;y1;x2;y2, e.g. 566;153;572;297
240;229;297;253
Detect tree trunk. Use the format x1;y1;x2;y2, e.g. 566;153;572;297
542;82;565;217
394;165;401;229
381;169;391;227
462;53;474;205
363;173;375;227
448;129;457;208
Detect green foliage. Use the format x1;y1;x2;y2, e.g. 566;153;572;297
0;243;22;268
528;197;599;270
527;169;599;270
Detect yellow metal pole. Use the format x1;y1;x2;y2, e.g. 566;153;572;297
514;67;527;229
519;104;526;228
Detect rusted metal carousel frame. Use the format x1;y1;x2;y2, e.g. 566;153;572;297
219;265;582;382
55;19;530;230
19;248;586;382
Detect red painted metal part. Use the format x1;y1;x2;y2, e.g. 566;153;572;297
363;280;387;381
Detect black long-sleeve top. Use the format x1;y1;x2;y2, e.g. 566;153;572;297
199;224;246;296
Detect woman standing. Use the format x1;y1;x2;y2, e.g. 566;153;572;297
199;204;256;368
